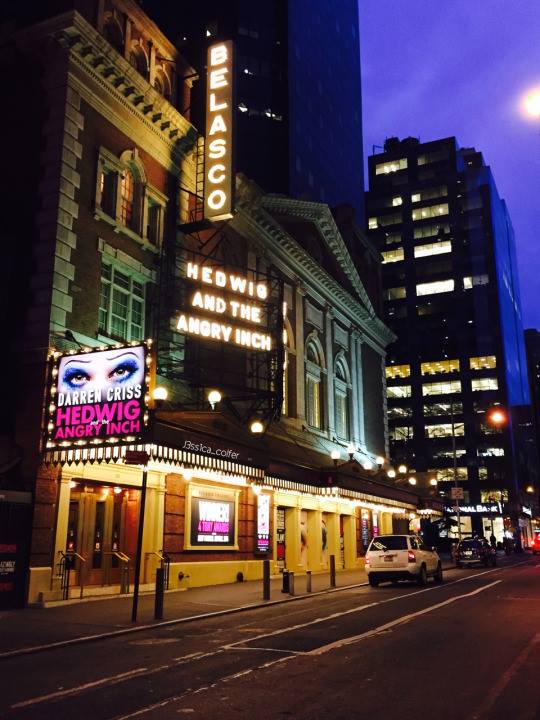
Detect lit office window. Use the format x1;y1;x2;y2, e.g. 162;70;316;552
375;158;407;175
420;359;460;375
423;401;463;417
411;186;447;203
425;423;465;438
481;489;508;502
392;196;403;206
470;356;497;370
389;426;414;441
368;217;378;229
428;467;468;481
412;203;449;221
386;286;407;300
386;364;411;379
305;341;324;429
387;385;411;398
432;448;467;459
388;406;412;419
463;275;489;289
416;279;454;296
382;248;404;264
472;378;499;392
422;380;461;396
477;447;505;457
414;240;452;258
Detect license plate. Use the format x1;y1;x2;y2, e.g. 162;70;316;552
464;551;472;556
384;556;394;563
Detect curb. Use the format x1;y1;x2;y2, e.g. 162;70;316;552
0;563;457;660
0;580;369;661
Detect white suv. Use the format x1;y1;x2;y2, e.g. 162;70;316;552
365;534;443;587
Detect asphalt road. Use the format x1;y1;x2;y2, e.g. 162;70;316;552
0;556;538;720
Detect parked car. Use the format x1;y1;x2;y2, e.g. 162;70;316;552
365;534;443;587
456;538;497;567
531;534;540;555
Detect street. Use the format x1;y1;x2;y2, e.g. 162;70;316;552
0;556;538;720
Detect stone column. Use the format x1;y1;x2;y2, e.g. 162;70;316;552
53;475;73;577
342;514;357;569
295;285;306;421
325;511;340;568
350;330;360;445
307;509;324;571
285;505;302;572
325;307;335;437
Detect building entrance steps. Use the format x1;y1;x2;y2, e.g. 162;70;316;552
0;556;454;658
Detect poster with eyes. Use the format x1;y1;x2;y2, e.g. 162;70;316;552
45;344;150;449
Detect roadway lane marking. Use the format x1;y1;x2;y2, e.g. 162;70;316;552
223;567;505;650
10;667;149;708
469;631;540;719
308;580;501;656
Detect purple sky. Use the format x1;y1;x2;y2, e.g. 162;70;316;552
359;0;540;329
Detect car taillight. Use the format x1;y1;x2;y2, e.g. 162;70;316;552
365;556;370;566
408;550;416;563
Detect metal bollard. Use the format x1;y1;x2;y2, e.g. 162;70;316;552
281;569;290;593
154;567;165;620
263;559;270;601
330;554;336;588
288;571;295;596
306;570;312;593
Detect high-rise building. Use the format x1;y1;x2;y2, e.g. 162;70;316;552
366;136;534;542
139;0;366;223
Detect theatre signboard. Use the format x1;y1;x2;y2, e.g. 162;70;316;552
44;342;151;450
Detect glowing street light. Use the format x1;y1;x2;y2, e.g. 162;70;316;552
398;464;407;474
331;449;341;466
487;406;508;427
408;476;417;486
522;88;540;118
207;389;222;409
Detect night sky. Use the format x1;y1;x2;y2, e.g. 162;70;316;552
359;0;540;329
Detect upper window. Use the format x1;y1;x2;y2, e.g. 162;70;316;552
386;286;406;300
129;45;149;80
413;222;450;239
387;385;411;398
375;158;407;175
472;378;499;392
421;359;460;375
305;338;324;430
368;212;402;229
425;423;465;438
463;275;489;289
417;149;449;165
470;356;497;371
414;240;452;259
416;279;454;296
412;203;449;221
386;364;410;379
422;380;462;396
411;186;447;203
99;263;146;342
381;248;404;264
334;358;350;440
103;15;124;53
96;148;166;247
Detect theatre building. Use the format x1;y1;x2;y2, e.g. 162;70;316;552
2;1;439;607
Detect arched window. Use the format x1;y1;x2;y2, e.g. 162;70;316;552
103;16;124;54
305;337;324;430
334;357;351;440
153;68;172;101
120;168;134;228
129;45;149;80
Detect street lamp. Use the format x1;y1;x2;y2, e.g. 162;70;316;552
331;449;341;467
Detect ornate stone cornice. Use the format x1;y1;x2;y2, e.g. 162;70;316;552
233;186;395;349
261;194;376;319
16;11;198;181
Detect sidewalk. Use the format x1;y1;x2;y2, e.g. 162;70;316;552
0;557;455;658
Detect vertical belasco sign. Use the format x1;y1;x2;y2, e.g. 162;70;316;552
204;40;235;221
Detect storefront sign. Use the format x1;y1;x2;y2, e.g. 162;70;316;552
177;263;272;352
45;344;150;450
361;509;370;548
189;486;236;548
445;503;500;514
204;40;234;221
372;512;379;537
522;506;532;517
256;494;270;552
276;507;286;569
0;544;16;593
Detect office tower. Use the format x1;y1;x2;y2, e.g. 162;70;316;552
139;0;366;224
367;136;533;541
